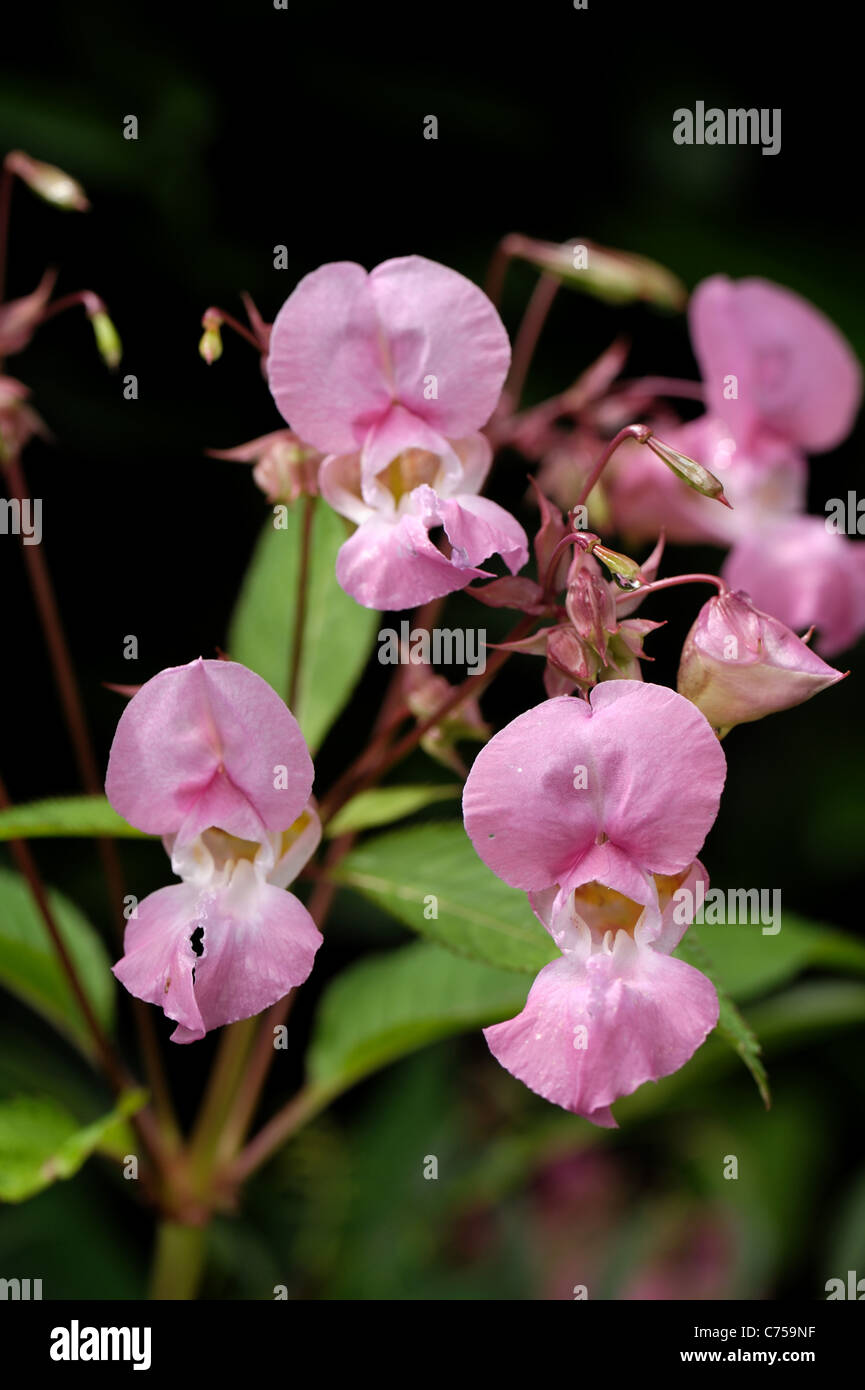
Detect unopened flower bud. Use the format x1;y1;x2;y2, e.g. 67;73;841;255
677;589;846;736
88;309;122;369
5;151;89;211
199;311;223;365
565;551;617;656
545;625;600;694
646;434;731;507
591;543;645;588
505;234;686;310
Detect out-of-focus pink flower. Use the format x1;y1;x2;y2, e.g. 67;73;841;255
208;429;321;503
106;658;321;1041
607;415;807;546
0;270;57;357
722;516;865;657
462;684;725;1124
267;256;527;608
106;657;314;847
114;812;322;1043
0;376;49;460
690;275;862;456
678;589;846;734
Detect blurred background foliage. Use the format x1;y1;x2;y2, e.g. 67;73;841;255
1;0;863;1298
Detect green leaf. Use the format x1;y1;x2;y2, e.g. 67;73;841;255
675;931;770;1107
0;867;116;1055
0;795;147;841
331;822;557;973
324;784;462;838
307;941;529;1090
0;1088;146;1203
693;910;865;1003
228;504;379;752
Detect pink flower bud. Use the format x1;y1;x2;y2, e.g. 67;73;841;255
5;151;90;211
504;234;686;310
677;589;846;735
565;551;617;658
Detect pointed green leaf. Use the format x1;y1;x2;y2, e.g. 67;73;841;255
693;909;865;1003
0;795;147;841
331;822;557;973
324;784;462;838
0;1089;146;1203
0;867;116;1054
675;931;770;1107
307;941;529;1090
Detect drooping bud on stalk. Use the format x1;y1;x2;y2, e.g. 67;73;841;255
4;151;90;211
199;310;223;365
591;542;646;589
645;433;731;507
88;308;122;369
503;234;687;310
677;589;846;737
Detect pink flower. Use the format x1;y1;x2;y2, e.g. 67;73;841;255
690;275;862;456
105;659;321;1039
678;588;846;734
462;684;726;1124
607;277;860;548
267;256;527;609
607;415;807;546
722;516;865;657
207;430;321;503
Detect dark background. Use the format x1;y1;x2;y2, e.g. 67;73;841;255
1;1;863;1299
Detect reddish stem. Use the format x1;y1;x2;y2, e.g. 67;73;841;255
575;423;653;509
507;272;561;408
615;572;728;603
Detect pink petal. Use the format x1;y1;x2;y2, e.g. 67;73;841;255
690;275;862;454
334;507;492;610
462;683;726;895
112;883;205;1038
106;658;313;843
368;255;510;438
484;931;718;1124
267;256;511;458
267;261;392;454
722;516;865;657
360;404;459;498
436;493;529;574
170;864;321;1042
113;868;321;1043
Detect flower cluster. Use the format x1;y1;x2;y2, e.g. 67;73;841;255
112;239;860;1125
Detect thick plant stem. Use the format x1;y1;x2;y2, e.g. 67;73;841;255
149;1221;207;1301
